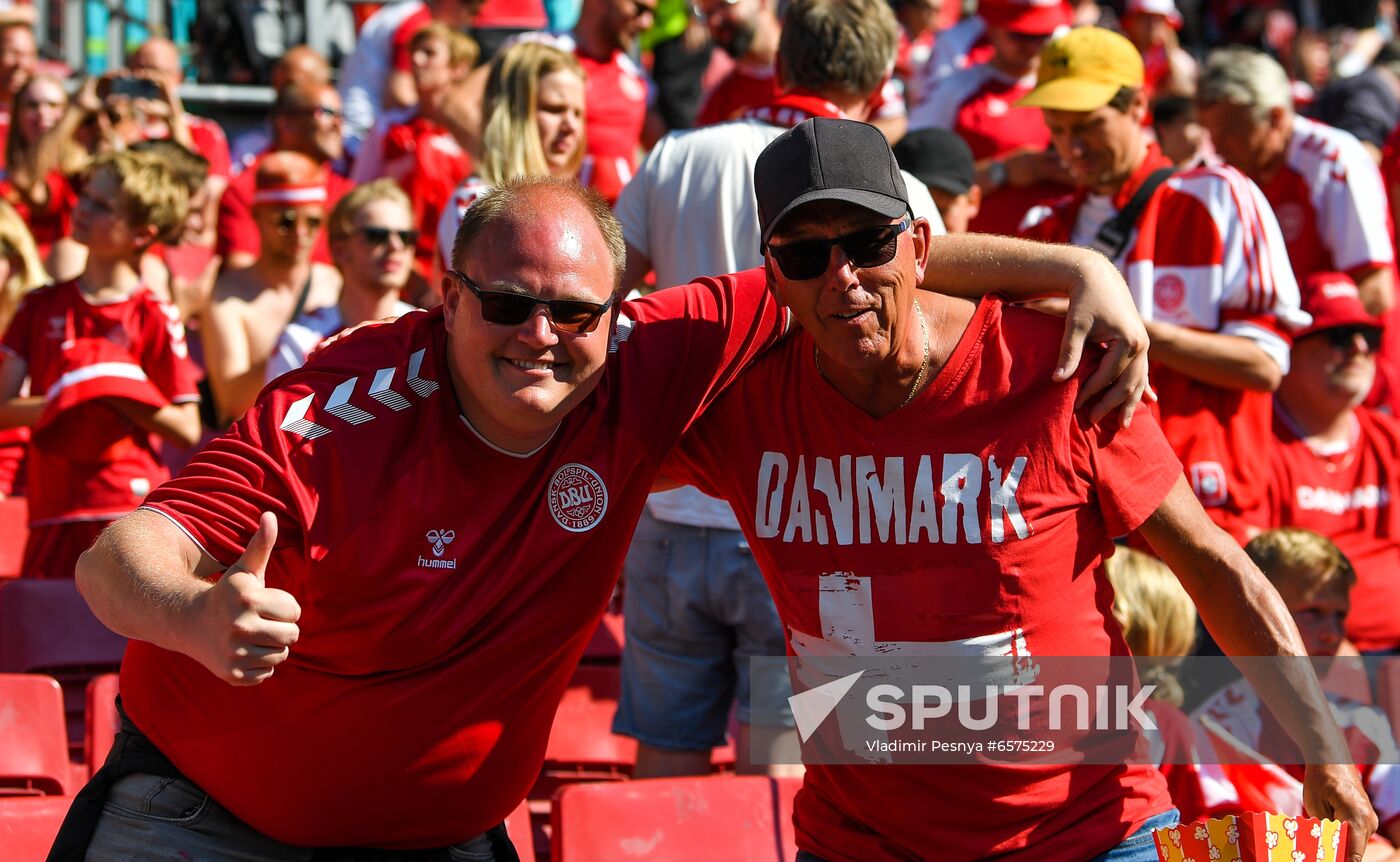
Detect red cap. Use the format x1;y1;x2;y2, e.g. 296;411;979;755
1125;0;1183;28
31;337;171;462
1295;272;1384;340
979;0;1074;35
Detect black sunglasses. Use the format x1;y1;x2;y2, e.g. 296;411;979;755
1323;326;1382;352
275;211;323;235
449;270;615;334
765;219;910;281
359;226;419;247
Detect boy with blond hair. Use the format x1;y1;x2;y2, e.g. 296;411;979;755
0;149;201;579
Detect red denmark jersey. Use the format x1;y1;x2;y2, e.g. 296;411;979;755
575;47;648;204
0;281;199;525
473;0;547;29
1250;407;1400;652
909;62;1070;235
122;269;786;849
1024;150;1303;536
670;298;1177;862
1260;116;1394;283
215;156;353;264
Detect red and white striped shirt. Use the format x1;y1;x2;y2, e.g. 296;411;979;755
1023;148;1304;533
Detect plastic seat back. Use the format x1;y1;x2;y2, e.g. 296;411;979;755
0;796;74;861
551;775;789;862
0;674;70;796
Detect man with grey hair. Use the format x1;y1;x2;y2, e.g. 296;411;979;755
613;0;939;779
65;162;1152;857
1198;47;1395;323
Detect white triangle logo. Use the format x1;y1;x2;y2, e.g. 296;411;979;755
788;670;865;743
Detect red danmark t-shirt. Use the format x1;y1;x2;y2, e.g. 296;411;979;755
574;48;647;204
669;298;1178;862
1249;406;1400;652
122;269;786;848
0;281;199;524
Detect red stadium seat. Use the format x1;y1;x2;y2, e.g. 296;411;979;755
505;797;537;862
85;674;120;777
0;496;26;579
538;665;636;794
551;775;793;862
0;579;127;759
0;674;71;796
0;796;73;861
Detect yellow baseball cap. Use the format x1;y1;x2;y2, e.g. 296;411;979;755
1016;27;1145;112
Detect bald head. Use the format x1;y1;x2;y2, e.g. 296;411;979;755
0;23;35;97
129;37;182;83
272;46;331;91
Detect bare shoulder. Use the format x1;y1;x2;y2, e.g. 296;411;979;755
211;267;263;305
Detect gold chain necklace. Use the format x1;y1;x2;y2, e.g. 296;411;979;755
815;305;931;410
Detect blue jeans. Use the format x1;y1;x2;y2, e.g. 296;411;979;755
614;510;793;751
86;773;511;861
793;809;1180;862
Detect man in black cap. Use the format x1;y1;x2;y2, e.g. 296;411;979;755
662;116;1376;862
893;127;982;233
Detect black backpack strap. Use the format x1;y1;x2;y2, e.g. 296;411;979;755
1090;167;1176;261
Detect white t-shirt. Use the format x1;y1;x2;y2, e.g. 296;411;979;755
615;116;945;528
338;0;427;149
267;300;420;384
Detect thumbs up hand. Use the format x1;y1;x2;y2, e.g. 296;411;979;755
188;512;302;686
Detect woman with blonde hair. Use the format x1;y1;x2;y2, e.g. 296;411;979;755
0;198;49;497
435;40;585;275
0;74;87;262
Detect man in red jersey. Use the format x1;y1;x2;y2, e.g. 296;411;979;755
216;83;352;270
0;150;201;581
1019;27;1304;543
1197;48;1399;409
907;0;1073;234
666;115;1374;862
1246;273;1400;656
64;167;1155;855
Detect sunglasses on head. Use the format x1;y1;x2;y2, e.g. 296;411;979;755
275;211;324;235
449;270;614;334
764;218;910;281
1322;325;1382;352
359;226;418;247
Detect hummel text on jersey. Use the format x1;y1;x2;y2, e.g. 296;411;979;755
754;452;1031;545
1295;484;1390;515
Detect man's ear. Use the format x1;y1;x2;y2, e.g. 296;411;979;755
441;270;461;326
911;215;932;284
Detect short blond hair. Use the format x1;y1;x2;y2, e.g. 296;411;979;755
410;22;479;69
327;178;412;243
1245;528;1357;594
87;149;190;245
1105;547;1198;706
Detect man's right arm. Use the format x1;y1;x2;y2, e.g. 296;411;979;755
77;509;300;686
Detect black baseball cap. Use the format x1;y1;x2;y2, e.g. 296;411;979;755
755;117;909;245
893;128;976;196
